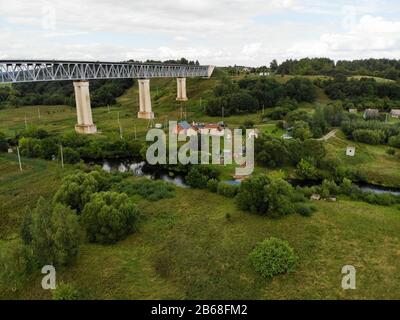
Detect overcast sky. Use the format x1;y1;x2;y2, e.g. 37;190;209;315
1;0;400;66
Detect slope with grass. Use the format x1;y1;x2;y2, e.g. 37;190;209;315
1;154;400;300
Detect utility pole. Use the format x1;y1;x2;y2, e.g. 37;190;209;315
117;111;120;125
24;114;28;130
119;124;123;139
60;144;64;169
38;108;41;120
107;105;110;113
16;146;22;172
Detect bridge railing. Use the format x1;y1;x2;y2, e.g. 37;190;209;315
0;61;211;83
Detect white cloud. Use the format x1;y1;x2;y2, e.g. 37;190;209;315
0;1;400;65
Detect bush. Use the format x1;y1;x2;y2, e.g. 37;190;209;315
52;283;80;300
352;129;385;145
81;192;139;244
249;237;297;278
53;171;100;212
185;165;220;189
388;135;400;148
236;175;306;218
295;159;319;180
22;198;83;266
114;179;175;201
61;147;80;164
217;182;239;198
387;148;396;155
207;179;219;192
296;203;316;217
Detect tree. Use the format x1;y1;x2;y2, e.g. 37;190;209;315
53;171;100;212
23;198;83;266
296;159;319;180
81;192;139;244
0;132;8;152
285;77;317;102
61;147;80;164
249;237;297;278
292;121;312;141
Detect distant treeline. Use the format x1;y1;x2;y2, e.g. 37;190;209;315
206;77;316;116
256;58;400;80
0;79;133;108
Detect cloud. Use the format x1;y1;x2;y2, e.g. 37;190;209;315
0;1;400;65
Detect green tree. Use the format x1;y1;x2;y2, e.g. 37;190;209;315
53;172;100;212
23;198;83;266
81;192;139;244
249;237;297;278
296;159;319;180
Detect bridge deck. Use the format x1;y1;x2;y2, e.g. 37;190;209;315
0;60;212;83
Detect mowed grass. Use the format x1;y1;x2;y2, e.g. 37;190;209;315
325;131;400;187
1;155;400;299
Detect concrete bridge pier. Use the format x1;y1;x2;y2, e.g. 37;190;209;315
138;79;154;119
74;80;97;134
176;77;188;101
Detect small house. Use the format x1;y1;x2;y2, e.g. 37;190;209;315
174;121;198;137
363;109;379;120
310;194;321;201
390;109;400;118
346;146;356;157
349;109;358;114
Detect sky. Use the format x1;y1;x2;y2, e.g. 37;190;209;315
1;0;400;66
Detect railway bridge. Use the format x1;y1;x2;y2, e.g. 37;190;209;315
0;60;214;134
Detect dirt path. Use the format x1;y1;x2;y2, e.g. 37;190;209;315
318;129;338;141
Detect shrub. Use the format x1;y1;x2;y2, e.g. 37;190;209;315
53;172;100;212
185;165;220;189
217;182;239;198
249;237;297;278
114;179;175;201
352;129;385;145
295;159;319;180
207;179;219;192
388;135;400;148
61;147;80;164
386;148;396;156
22;198;83;266
52;283;80;300
236;175;304;218
295;203;316;217
19;137;42;158
81;192;139;244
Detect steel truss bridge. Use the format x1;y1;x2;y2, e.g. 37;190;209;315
0;60;212;84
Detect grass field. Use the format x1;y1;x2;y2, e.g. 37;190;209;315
325;131;400;187
1;154;400;299
1;73;400;300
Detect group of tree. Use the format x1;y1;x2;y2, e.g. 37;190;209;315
206;77;316;117
341;119;400;146
15;128;144;163
323;76;400;106
255;135;326;168
273;58;400;80
0;168;177;292
3;79;132;108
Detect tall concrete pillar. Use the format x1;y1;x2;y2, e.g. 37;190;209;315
74;81;97;134
138;79;154;119
176;77;188;101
